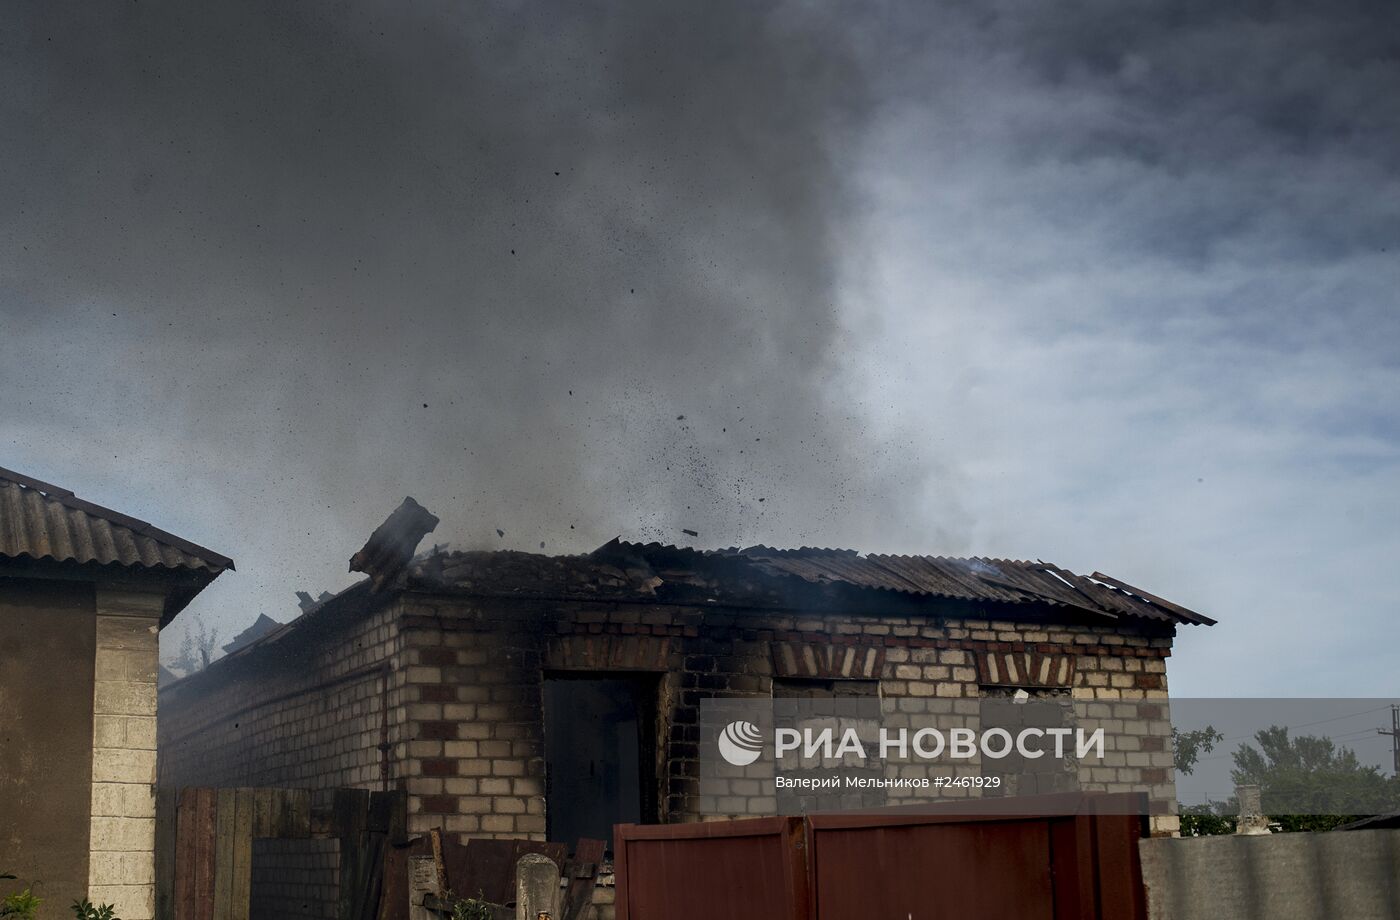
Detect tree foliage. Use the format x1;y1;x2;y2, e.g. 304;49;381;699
1231;725;1400;824
1177;725;1400;835
171;614;220;675
1172;725;1223;775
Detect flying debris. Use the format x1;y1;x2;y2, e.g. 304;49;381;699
348;497;440;592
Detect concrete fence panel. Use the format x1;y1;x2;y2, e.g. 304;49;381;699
1139;830;1400;920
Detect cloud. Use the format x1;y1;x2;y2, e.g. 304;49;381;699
840;0;1400;693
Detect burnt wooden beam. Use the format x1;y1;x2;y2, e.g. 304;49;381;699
350;497;441;592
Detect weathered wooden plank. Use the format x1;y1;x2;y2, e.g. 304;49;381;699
447;839;567;906
333;788;370;837
288;788;312;838
367;790;393;834
193;788;217;920
231;789;254;920
273;788;296;836
351;833;388;920
336;789;370;920
174;789;198;920
561;838;606;920
378;837;432;920
368;790;407;843
254;787;275;838
265;788;284;838
213;788;236;920
429;829;446;899
154;787;178;920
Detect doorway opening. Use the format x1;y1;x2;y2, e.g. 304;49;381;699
542;674;658;849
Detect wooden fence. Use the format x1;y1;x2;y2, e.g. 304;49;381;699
154;787;401;920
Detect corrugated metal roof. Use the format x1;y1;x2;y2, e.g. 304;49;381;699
605;541;1213;625
0;466;233;573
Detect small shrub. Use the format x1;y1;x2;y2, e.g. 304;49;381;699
1178;804;1236;837
451;891;495;920
71;899;120;920
0;881;40;920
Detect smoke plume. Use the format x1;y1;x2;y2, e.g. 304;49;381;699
2;1;939;637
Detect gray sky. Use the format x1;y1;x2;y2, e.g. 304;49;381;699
3;0;1397;699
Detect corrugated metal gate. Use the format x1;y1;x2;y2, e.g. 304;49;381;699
614;795;1147;920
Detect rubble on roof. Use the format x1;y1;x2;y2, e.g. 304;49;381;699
221;612;284;655
349;497;440;592
407;549;667;598
296;590;335;613
400;537;1212;626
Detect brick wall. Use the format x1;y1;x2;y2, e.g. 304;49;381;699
159;603;405;806
88;587;165;920
665;609;1173;827
159;591;1182;853
390;597;1178;842
396;597;548;840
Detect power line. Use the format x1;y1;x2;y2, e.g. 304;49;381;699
1182;704;1400;765
1206;704;1396;745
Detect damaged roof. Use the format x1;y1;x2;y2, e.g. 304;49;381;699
719;544;1212;625
599;541;1213;625
403;538;1212;626
0;465;233;624
164;511;1211;695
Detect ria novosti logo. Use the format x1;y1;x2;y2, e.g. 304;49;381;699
717;720;765;766
714;719;1107;766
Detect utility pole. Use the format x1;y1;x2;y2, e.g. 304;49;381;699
1379;705;1400;776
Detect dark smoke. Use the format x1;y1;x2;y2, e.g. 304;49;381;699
1;1;942;635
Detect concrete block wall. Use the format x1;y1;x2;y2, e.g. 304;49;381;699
1139;829;1400;920
250;838;340;920
158;603;405;805
88;587;165;920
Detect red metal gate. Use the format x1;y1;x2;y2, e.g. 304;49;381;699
614;794;1148;920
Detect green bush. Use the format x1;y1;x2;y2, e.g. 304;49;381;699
0;873;120;920
1178;804;1236;837
0;874;41;920
71;899;120;920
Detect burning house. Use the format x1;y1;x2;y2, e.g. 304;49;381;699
159;497;1213;871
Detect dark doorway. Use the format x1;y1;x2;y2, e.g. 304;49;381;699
543;675;657;849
